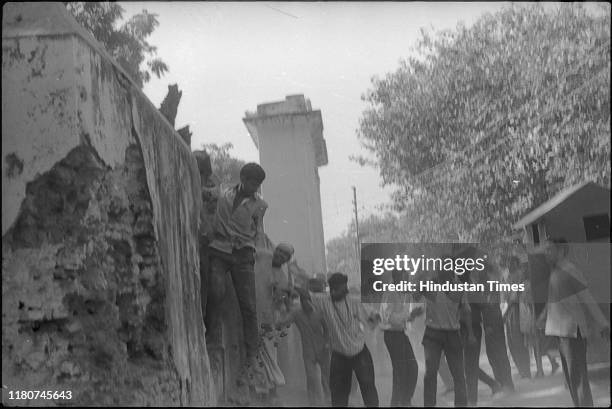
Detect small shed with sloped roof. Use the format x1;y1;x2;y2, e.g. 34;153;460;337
513;181;610;244
513;181;610;363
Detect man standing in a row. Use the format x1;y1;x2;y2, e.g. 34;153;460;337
539;239;610;407
296;273;380;407
416;261;470;407
205;163;268;376
480;259;515;394
502;256;533;379
455;245;514;399
379;270;423;407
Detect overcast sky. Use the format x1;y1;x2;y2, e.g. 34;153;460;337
119;1;506;241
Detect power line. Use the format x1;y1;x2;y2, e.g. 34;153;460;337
352;186;361;261
262;4;299;19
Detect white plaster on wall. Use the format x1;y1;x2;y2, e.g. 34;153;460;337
2;36;80;235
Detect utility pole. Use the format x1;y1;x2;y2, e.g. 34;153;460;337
352;186;360;261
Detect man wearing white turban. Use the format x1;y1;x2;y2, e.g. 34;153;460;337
246;239;296;404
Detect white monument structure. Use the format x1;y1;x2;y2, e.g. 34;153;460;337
244;94;328;276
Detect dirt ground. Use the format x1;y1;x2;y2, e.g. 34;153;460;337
276;328;610;407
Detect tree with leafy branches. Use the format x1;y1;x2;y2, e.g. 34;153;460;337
356;3;610;242
326;212;416;284
65;2;169;88
201;143;247;185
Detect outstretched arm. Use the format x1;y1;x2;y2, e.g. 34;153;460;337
294;286;312;303
276;306;298;328
408;304;424;322
357;302;381;330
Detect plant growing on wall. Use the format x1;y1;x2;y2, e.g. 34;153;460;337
201;143;247;185
326;212;416;284
65;2;169;88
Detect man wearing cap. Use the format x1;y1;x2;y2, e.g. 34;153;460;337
205;162;268;373
295;272;380;407
254;240;295;331
248;241;295;402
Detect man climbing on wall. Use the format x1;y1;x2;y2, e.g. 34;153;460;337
249;241;295;403
194;150;219;321
204;162;268;382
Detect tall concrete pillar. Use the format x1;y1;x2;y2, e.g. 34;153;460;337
243;95;328;399
243;94;328;276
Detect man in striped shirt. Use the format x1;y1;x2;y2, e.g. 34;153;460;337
296;272;380;407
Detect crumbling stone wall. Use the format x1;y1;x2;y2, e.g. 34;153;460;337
2;2;214;406
3;145;181;405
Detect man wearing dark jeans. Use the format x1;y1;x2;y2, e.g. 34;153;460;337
417;267;471;407
380;270;423;407
459;260;503;404
461;305;482;406
503;257;533;379
330;345;378;407
482;302;515;392
205;163;268;374
480;253;514;393
457;245;515;394
296;273;380;407
423;327;468;407
438;353;501;400
207;247;259;350
457;259;487;406
478;368;501;393
383;331;418;406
